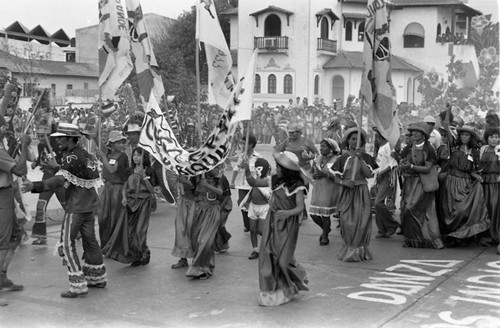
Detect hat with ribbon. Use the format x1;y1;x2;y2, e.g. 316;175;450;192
106;131;127;146
50;123;82;137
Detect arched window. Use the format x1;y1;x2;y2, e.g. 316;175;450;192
320;17;329;39
436;23;441;38
403;22;425;48
268;74;277;94
254;74;261;93
332;75;344;106
264;14;281;37
314;75;320;95
358;21;365;42
345;21;353;41
283;74;293;94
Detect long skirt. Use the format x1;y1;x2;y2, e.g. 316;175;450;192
258;212;308;306
483;181;500;243
400;176;443;249
337;184;373;262
309;177;339;217
99;183;126;249
437;175;490;239
185;203;220;278
213;209;232;252
171;196;196;259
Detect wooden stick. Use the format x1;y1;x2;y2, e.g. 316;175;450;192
195;2;202;144
350;96;365;181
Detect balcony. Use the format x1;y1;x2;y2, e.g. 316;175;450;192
317;38;337;55
254;36;289;53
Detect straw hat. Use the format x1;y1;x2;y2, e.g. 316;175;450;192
125;123;142;133
423;115;436;124
342;127;367;145
456;125;478;140
287;122;302;133
407;121;430;138
50;123;82;138
273;151;313;184
106;131;127;146
321;138;340;153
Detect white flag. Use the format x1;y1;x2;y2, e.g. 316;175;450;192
230;50;257;124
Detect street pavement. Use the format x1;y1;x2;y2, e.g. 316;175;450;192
1;145;499;328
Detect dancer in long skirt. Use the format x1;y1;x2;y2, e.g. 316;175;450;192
98;131;129;249
213;164;233;253
437;125;491;246
185;165;224;280
244;151;309;306
480;127;500;253
103;148;158;266
332;128;377;262
310;138;340;245
399;122;444;249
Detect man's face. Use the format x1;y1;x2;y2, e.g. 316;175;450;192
56;136;70;151
126;132;140;146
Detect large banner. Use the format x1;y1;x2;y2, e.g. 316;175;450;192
360;0;400;147
98;0;133;101
197;0;235;108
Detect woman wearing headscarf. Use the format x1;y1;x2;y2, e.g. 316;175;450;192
310;138;341;245
332;128;377;262
437;125;490;247
399;122;443;249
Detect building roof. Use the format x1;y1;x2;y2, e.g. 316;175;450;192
0;21;71;46
0;50;98;78
341;0;482;16
316;9;340;21
323;51;422;72
250;6;293;17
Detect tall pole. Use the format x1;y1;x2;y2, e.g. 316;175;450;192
195;1;203;144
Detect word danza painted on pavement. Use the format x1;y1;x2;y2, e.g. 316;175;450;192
348;260;462;305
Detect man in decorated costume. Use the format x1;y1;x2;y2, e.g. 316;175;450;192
23;123;107;298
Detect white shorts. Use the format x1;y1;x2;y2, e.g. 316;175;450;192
248;203;269;220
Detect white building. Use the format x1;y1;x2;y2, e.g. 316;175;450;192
222;0;483;107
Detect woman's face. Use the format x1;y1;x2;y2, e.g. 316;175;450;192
112;140;127;152
132;151;142;165
348;133;358;149
487;133;499;147
288;130;301;140
460;132;471;145
320;141;332;156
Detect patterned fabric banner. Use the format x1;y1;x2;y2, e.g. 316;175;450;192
98;0;133;101
197;0;235;108
360;0;400;147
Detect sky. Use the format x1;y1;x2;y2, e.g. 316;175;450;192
0;0;498;37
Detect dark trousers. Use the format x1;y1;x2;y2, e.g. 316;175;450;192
59;212;106;293
238;189;250;230
32;172;66;238
374;172;399;236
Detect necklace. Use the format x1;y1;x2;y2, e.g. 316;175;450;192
319;154;332;168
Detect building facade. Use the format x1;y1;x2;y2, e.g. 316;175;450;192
222;0;482;108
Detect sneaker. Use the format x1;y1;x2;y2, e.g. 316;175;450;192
248;251;259;260
60;290;88;298
171;259;188;269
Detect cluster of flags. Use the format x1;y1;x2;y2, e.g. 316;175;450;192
97;0;256;185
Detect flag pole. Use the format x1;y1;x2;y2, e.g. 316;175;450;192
350;96;365;181
195;1;203;144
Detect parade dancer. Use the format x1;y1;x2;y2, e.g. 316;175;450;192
0;116;29;306
23;123;106;298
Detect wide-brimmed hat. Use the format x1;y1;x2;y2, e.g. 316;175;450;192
106;131;127;146
342;127;367;145
423;115;436;124
125;123;142;133
287;122;302;133
50;123;82;137
407;121;430;138
321;138;340;153
273;151;313;184
456;125;478;140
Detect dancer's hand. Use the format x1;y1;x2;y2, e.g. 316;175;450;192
21;179;33;192
275;210;290;220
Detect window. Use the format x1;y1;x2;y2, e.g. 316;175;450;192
66;52;75;62
51;84;56;96
320;17;329;39
283;74;293;94
264;14;281;37
436;23;441;38
66;84;73;90
403;22;425;48
83;82;89;90
314;75;320;95
254;74;261;93
358;21;365;42
268;74;276;94
345;21;353;41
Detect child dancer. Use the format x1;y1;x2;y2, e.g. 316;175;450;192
244;151;309;306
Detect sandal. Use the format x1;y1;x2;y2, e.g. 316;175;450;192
32;238;47;246
171;259;188;269
198;274;210;280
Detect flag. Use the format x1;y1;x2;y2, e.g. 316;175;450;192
360;0;400;147
197;0;235;108
125;0;164;103
98;0;133;101
229;50;257;124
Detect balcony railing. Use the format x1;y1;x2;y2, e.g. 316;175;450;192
317;38;337;54
254;36;289;50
